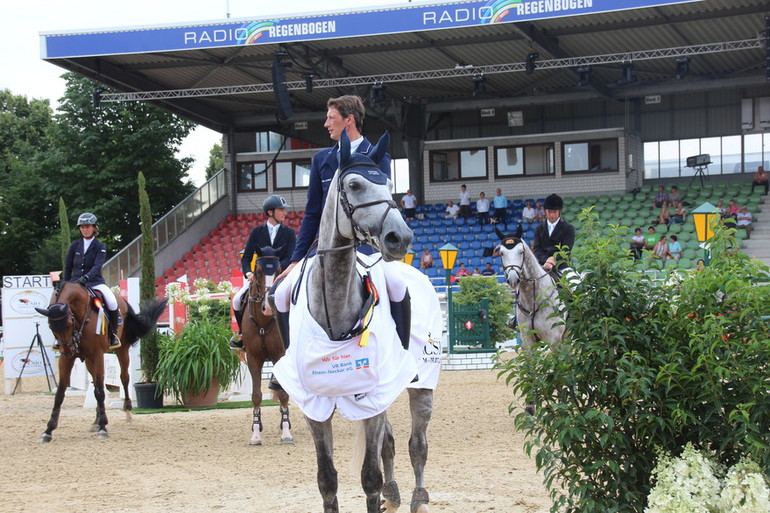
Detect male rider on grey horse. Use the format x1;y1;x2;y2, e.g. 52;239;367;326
532;193;575;277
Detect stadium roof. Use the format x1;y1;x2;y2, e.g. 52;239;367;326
40;0;768;143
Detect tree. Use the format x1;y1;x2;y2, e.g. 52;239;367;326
58;197;70;270
204;142;223;180
138;171;161;382
41;74;196;251
0;90;55;276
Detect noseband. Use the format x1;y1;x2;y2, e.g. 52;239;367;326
48;284;94;356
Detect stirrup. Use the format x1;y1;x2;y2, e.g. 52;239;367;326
268;374;284;391
228;334;243;349
108;335;121;350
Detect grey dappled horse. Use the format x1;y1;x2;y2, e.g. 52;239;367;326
297;131;418;513
495;225;567;350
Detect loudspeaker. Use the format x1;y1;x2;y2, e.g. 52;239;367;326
271;61;293;120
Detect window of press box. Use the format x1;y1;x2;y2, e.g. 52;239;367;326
238;162;268;191
430;148;487;182
562;139;619;173
495;144;555;176
274;160;312;190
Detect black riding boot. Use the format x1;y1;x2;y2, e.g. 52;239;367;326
229;308;245;349
389;290;412;350
267;292;290;391
107;308;121;350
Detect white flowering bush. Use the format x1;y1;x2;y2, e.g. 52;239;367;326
647;444;770;513
165;279;233;322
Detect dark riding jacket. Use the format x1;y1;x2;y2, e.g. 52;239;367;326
242;222;296;276
63;238;108;286
290;137;391;262
533;218;576;270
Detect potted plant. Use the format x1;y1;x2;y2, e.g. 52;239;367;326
135;330;165;408
155;315;241;407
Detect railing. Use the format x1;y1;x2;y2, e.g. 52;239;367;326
102;169;227;286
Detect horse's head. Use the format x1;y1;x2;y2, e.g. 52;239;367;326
35;282;91;357
495;224;527;290
330;130;413;261
36;302;76;355
250;246;281;312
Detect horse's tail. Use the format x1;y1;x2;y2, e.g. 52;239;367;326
349;421;366;475
122;298;168;346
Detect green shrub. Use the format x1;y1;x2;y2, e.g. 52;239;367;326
496;210;770;512
455;275;515;344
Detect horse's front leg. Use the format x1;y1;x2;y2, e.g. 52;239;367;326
362;413;387;513
408;388;433;513
40;356;75;443
306;415;338;513
276;389;294;444
247;355;263;446
85;355;109;439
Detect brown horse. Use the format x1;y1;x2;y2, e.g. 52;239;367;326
35;281;166;442
241;247;293;445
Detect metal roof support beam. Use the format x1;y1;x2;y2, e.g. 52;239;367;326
101;38;763;103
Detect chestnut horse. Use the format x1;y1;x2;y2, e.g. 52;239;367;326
35;282;166;442
241;246;293;445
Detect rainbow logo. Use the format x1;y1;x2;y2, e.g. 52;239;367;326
237;20;279;45
482;0;523;24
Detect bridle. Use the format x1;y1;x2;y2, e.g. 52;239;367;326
48;283;95;357
499;237;554;320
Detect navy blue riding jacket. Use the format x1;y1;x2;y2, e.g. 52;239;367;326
290;137;391;263
63;238;108;286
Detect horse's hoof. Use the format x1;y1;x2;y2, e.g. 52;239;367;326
248;440;262;446
280;436;294;445
382;480;401;512
94;430;109;440
39;434;52;443
411;487;429;513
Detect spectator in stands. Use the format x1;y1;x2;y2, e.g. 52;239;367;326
630;228;645;259
655;201;671;225
643;226;658;251
420;247;434;269
480;262;496;276
472;267;481;276
668;234;682;261
725;199;739;221
534;201;546;223
751;165;768;195
492;188;508;224
696;258;706;271
668;185;682;204
459;184;471;218
736;206;753;238
476;191;490;224
230;195;296;348
455;263;472;278
652;185;669;209
281;95;391;282
652;235;671;265
521;201;536;223
445;200;460;219
400;189;417;221
670;201;687;224
716;199;727;219
532;193;576;273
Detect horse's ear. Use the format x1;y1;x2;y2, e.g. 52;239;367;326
368;131;390;166
516;223;523;238
339;129;351;166
35;307;50;317
494;225;505;240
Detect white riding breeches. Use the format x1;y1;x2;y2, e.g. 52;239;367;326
92;283;118;310
232;280;250;311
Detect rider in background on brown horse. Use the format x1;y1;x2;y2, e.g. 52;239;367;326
229;195;296;349
62;212;121;350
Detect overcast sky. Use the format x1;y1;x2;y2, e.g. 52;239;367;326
1;0;408;185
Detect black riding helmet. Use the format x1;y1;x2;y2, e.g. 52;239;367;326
77;212;98;226
262;195;290;217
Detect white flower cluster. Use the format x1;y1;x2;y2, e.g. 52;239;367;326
165;282;189;304
646;443;770;513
